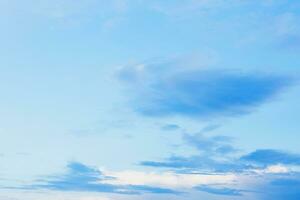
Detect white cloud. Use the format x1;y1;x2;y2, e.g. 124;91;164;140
250;164;290;175
265;164;289;174
101;170;237;189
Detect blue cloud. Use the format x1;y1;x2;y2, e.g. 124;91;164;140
141;133;247;172
161;124;180;131
119;62;292;118
141;155;247;172
241;149;300;166
195;185;243;196
199;124;221;133
140;133;300;175
28;162;178;195
141;148;300;173
183;133;237;155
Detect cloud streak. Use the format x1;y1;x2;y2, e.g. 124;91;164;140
141;132;245;172
26;162;178;195
195;185;243;196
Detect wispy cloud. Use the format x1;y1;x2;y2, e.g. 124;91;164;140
139;131;300;198
102;170;237;189
183;133;237;155
12;155;300;199
161;124;181;131
141;132;245;172
141;133;300;173
199;124;221;133
137;128;300;199
26;162;178;195
141;155;246;172
195;185;244;196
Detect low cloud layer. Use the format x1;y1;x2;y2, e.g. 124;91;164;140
139;131;300;199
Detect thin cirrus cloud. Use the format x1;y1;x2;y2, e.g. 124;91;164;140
160;124;181;131
183;133;237;155
194;185;244;196
118;60;292;119
140;155;246;173
141;135;300;172
26;162;178;195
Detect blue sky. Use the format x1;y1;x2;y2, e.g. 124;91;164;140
1;1;300;200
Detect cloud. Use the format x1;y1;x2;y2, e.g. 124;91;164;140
118;59;292;119
141;132;245;172
15;161;300;199
256;164;290;174
102;170;237;189
199;124;221;133
141;147;300;174
241;149;300;166
27;162;178;195
141;155;247;173
195;185;243;196
139;131;300;176
140;153;300;199
161;124;180;131
139;132;300;198
183;133;237;155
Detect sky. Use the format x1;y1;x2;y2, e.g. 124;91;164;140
1;0;300;200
